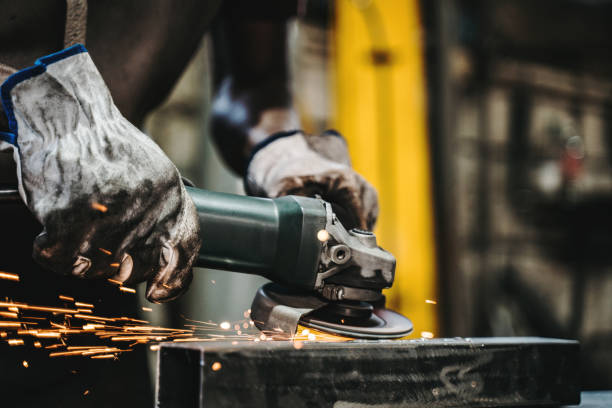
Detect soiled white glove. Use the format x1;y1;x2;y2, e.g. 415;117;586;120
0;45;200;302
245;130;379;230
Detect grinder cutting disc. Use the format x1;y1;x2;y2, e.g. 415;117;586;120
251;283;413;339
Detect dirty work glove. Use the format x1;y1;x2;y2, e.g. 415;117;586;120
245;130;379;230
0;45;200;302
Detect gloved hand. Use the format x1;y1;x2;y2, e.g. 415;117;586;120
245;130;379;230
0;45;201;302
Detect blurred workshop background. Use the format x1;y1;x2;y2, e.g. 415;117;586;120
143;0;612;389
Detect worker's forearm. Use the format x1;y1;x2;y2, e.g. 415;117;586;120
210;5;297;175
210;78;299;175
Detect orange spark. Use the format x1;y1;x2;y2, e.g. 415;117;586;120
107;279;122;286
0;302;78;314
119;287;136;294
91;202;108;213
211;362;222;371
17;330;38;335
172;338;207;342
74;314;115;321
117;317;149;324
110;263;120;268
75;302;94;308
0;312;18;318
0;322;21;328
82;324;104;330
81;347;122;356
110;336;160;342
142;307;152;312
58;295;74;302
22;360;28;368
421;331;434;339
50;347;124;357
98;248;112;255
90;354;116;359
425;299;437;305
8;339;24;346
0;271;19;282
36;331;62;338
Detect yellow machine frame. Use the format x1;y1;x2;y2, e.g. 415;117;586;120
333;0;437;337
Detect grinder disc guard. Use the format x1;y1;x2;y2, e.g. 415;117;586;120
251;283;413;339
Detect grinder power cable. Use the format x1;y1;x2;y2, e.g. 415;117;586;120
188;187;413;339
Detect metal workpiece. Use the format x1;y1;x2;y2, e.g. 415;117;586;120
155;337;581;408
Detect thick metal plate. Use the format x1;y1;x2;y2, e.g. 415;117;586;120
156;338;581;408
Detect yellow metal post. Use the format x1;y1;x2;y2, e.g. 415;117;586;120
333;0;437;337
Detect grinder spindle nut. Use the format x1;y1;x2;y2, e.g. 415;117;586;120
330;245;351;264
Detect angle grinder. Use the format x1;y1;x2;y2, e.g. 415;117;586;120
188;187;413;339
0;186;413;339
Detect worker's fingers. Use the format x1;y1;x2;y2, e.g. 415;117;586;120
34;229;135;281
144;242;195;303
356;173;379;231
110;253;133;283
32;230;78;276
72;255;92;276
276;169;379;231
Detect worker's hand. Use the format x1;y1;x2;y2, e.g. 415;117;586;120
246;130;379;230
0;45;201;302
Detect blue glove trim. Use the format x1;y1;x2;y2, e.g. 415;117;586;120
0;44;88;146
0;131;16;145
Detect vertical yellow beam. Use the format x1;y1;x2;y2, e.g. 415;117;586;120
333;0;437;336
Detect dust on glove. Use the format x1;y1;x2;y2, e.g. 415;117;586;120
245;130;379;230
0;45;201;302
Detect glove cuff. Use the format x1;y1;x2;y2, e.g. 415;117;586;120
1;44;88;143
245;129;351;197
245;129;302;171
243;129;351;196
